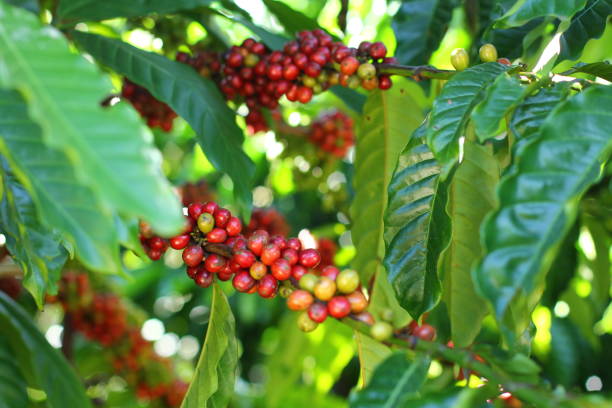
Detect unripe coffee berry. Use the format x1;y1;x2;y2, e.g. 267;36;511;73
299;273;319;292
357;63;376;79
287;290;314;310
346;291;368;313
479;43;498;62
249;261;267;280
308;302;328;323
450;48;469;71
197;213;215;234
297;311;318;332
327;296;351;318
313;276;336;301
370;321;393;341
380;308;394;323
336;269;360;293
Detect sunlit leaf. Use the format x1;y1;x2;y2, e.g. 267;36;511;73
497;0;586;27
558;0;612;62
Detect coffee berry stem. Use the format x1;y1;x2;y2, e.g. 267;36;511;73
374;63;456;80
342;316;555;408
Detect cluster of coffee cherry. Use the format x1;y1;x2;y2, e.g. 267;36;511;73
179;179;216;207
51;273;188;407
245;207;291;237
450;43;511;71
309;110;354;158
140;201;373;331
121;79;177;131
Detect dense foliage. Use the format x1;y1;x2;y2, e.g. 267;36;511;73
0;0;610;407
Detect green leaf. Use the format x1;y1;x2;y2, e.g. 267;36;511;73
426;62;510;178
0;160;68;307
0;89;122;273
474;346;541;383
384;135;450;319
440;143;499;347
181;284;239;408
73;31;255;216
262;0;321;35
401;387;492;408
562;61;612;82
541;223;578;307
351;79;426;283
0;292;92;408
0;3;184;236
330;85;367;113
349;353;430;408
485;18;545;60
497;0;587;27
354;331;392;387
0;336;28;408
58;0;214;23
558;0;612;62
473;85;612;343
392;0;455;65
472;74;525;142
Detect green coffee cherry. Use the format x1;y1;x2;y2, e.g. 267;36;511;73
479;43;498;62
450;48;469;71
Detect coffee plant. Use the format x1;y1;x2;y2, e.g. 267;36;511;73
0;0;610;407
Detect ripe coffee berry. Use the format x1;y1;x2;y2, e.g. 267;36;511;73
188;203;205;220
213;208;231;228
287;290;314;310
291;265;308;280
204;254;226;273
297;311;318;332
183;245;204;267
313;276;336;301
369;42;387;59
261;243;281;265
354;311;375;325
299;248;321;268
233;249;256;268
309;110;354;158
308;302;328;323
346;291;368;313
271;258;292;280
340;56;359;75
170;234;190;250
327;296;351;318
321;265;340;281
413;323;436;341
195;270;214;288
233;271;256;292
207;228;228;243
257;274;278;298
370;321;393;341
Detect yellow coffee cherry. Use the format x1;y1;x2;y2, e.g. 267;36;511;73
479;43;498;62
450;48;469;71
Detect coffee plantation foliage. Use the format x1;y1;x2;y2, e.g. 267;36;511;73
0;0;611;407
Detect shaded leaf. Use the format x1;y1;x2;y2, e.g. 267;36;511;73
426;62;510;178
354;331;391;387
349;353;430;408
181;284;239;408
0;159;68;307
473;85;612;343
541;223;579;307
497;0;587;27
384;136;450;319
0;292;92;408
558;0;612;62
563;61;612;82
262;0;321;35
472;74;525;142
475;345;541;383
392;0;455;65
0;331;28;408
0;89;122;273
58;0;214;23
351;80;426;284
441;143;499;347
330;85;367;113
0;3;184;236
401;387;492;408
73;31;255;216
484;18;546;60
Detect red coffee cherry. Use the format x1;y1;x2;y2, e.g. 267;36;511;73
257;274;278;298
354;311;375;325
287;238;302;251
188;203;204;220
225;217;243;237
194;269;214;288
282;248;299;265
148;248;162;261
271;258;291;280
327;296;351;318
291;265;308;280
369;42;387;59
204;254;226;273
378;75;392;90
149;237;166;251
186;265;199;279
233;271;256;292
248;230;269;256
213;208;231;228
202;201;219;214
261;243;281;265
287;290;314;310
233;249;256;268
340;56;359;75
207;228;228;243
413;324;436;341
299;249;321;268
321;265;340;281
346;291;368;313
169;234;190;250
182;245;204;267
308;302;328;323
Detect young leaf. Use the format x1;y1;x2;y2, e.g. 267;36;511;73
0;160;68;307
472;74;525;142
349;353;430;408
384;136;450;319
392;0;455;65
351;79;426;284
426;62;510;178
354;332;391;387
58;0;214;23
0;337;28;408
473;85;612;343
0;292;92;408
440;143;499;347
0;89;122;274
0;3;184;236
558;0;612;62
561;61;612;82
181;284;239;408
73;31;255;216
262;0;321;35
496;0;587;27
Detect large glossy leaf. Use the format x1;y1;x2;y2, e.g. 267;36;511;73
0;3;183;236
73;31;255;216
540;223;578;307
0;160;68;307
440;143;499;347
354;331;391;387
558;0;612;62
0;89;122;274
384;135;450;319
392;0;455;65
473;85;612;342
562;61;612;82
472;74;525;142
0;331;28;408
485;18;545;60
349;353;430;408
426;62;510;178
181;284;239;408
58;0;214;23
0;292;92;408
497;0;586;27
262;0;321;35
351;80;426;284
